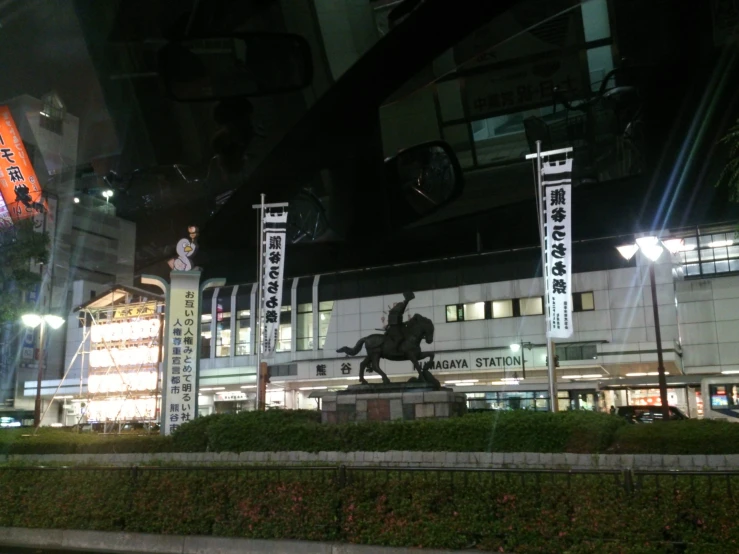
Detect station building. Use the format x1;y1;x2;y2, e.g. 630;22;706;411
23;221;739;425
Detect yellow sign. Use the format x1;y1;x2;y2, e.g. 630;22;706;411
112;302;158;320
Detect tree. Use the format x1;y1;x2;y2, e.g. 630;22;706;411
0;220;50;323
719;118;739;201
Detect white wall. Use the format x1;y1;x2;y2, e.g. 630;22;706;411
677;275;739;373
321;261;678;368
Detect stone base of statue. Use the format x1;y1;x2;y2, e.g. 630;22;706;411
321;383;467;424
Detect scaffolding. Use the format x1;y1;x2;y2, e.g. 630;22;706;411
38;286;165;433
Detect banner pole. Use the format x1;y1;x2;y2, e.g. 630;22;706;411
533;141;558;412
255;193;265;412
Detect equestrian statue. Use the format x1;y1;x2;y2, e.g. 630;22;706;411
337;292;439;386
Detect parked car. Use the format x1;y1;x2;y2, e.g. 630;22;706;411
617;405;687;423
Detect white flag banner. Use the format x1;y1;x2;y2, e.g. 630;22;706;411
261;229;286;355
264;211;288;224
541;155;573;339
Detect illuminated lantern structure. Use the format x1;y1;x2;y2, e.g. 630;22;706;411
68;286;165;431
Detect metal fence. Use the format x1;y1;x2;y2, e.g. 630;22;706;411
3;465;737;552
3;464;739;496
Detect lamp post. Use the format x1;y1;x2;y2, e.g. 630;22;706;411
509;342;534;379
21;313;65;428
616;236;681;421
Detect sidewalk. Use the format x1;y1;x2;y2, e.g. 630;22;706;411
0;528;494;554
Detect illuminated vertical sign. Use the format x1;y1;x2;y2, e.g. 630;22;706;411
162;272;200;435
0;106;46;224
541;155;573;339
261;229;286;355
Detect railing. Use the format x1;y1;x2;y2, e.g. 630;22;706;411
3;464;739;495
3;465;737;551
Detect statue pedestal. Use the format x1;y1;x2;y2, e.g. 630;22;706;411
321;385;467;424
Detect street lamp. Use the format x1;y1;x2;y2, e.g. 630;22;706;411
509;342;534;379
102;189;113;203
616;236;683;421
21;313;65;428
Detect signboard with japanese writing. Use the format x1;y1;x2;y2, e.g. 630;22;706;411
0;106;46;224
301;349;541;380
541;155;573;339
113;302;158;320
464;50;589;119
162;272;201;435
260;207;287;356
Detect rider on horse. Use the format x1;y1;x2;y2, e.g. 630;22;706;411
385;291;415;355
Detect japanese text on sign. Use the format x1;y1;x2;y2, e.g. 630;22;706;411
464;51;589;119
163;284;199;435
541;155;573;339
0;106;46;226
261;230;286;355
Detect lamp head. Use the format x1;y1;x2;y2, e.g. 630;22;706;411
21;314;42;328
616;244;639;261
43;315;65;329
635;236;664;261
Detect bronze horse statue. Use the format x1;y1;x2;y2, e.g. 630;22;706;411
337;313;436;385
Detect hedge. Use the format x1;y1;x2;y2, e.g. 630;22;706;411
2;465;739;553
170;409;624;454
0;427;173;455
611;419;739;454
4;410;739;455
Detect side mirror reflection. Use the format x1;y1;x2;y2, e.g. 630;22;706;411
387;141;464;221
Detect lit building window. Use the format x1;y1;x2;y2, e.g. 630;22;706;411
297;303;313;351
573;292;595;312
277;306;292;352
318;301;333;349
463;302;485;320
446;305;460;322
215;308;231;358
200;314;212;358
492;300;513;319
235;310;250;356
519;297;544;316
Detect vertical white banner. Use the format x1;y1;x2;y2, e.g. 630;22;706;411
261;230;286;355
162;272;200;435
541;155;573;339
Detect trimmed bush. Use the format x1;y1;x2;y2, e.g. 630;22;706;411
611;418;739;454
176;409;624;454
0;428;172;455
2;466;739;553
7;410;739;456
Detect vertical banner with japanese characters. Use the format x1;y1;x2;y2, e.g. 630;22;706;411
541;155;573;339
260;207;287;355
162;271;201;435
0;106;46;224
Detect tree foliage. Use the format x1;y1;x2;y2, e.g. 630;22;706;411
719;117;739;201
0;220;49;323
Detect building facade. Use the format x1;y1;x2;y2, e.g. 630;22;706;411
23;222;739;424
0;94;136;421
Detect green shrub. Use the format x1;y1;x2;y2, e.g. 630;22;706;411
0;428;172;455
612;418;739;455
3;466;739;552
10;410;739;456
197;409;623;454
